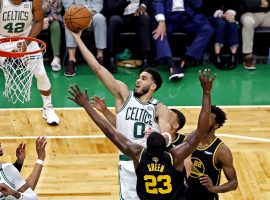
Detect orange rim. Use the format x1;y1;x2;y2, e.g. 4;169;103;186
0;37;46;58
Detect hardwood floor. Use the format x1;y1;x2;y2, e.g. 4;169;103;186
0;107;269;200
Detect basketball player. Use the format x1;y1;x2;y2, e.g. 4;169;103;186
0;137;47;199
68;69;215;199
68;29;172;200
9;143;25;172
0;137;47;191
0;0;59;125
90;96;186;140
186;105;238;200
91;95;192;176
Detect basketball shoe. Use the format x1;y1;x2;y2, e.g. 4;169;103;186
43;104;60;125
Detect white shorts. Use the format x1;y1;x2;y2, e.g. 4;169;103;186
0;35;45;75
119;155;140;200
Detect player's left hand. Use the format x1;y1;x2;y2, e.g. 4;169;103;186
90;96;107;113
144;127;153;138
16;143;26;164
36;136;47;161
68;84;89;107
200;174;216;192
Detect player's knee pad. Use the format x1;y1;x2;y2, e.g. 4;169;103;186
35;71;51;91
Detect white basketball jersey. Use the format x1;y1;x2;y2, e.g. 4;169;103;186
0;164;19;200
116;91;160;148
0;0;33;37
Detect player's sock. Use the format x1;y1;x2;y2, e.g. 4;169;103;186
41;94;52;108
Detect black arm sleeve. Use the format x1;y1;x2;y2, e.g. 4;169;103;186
13;161;23;172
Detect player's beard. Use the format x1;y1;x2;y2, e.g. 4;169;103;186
134;86;150;98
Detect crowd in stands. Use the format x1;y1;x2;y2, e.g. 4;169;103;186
41;0;270;80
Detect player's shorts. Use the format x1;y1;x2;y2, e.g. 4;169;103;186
119;155;140;200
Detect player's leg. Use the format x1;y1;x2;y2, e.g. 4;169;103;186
28;42;60;125
119;159;140;200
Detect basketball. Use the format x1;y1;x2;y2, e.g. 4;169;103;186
64;5;92;32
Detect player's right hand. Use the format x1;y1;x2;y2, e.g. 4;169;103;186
68;84;89;107
13;41;27;52
90;96;107;113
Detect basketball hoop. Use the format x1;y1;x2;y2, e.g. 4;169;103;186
0;37;46;104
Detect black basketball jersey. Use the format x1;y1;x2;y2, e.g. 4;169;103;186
136;149;187;200
166;133;186;151
186;137;223;200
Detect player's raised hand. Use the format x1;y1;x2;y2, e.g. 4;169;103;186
68;84;89;107
90;96;107;113
16;143;26;164
199;69;216;94
36;136;47;161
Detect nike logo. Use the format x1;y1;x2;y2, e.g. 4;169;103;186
204;151;213;155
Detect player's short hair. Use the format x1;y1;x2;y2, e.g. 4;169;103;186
171;109;186;131
211;105;227;128
147;132;166;157
143;68;163;91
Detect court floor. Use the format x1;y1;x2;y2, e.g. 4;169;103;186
0;63;270;199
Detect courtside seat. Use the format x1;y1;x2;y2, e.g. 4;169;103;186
254;27;270;34
254;27;270;63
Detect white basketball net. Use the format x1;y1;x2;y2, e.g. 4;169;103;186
0;39;44;104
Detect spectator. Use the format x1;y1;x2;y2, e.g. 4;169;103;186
42;0;63;72
62;0;107;76
103;0;152;73
240;0;270;70
152;0;214;80
202;0;240;70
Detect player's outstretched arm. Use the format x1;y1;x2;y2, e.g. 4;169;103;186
172;69;216;166
200;144;238;193
68;85;143;161
13;143;26;172
90;96;116;127
28;0;43;38
67;30;129;106
26;137;47;190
